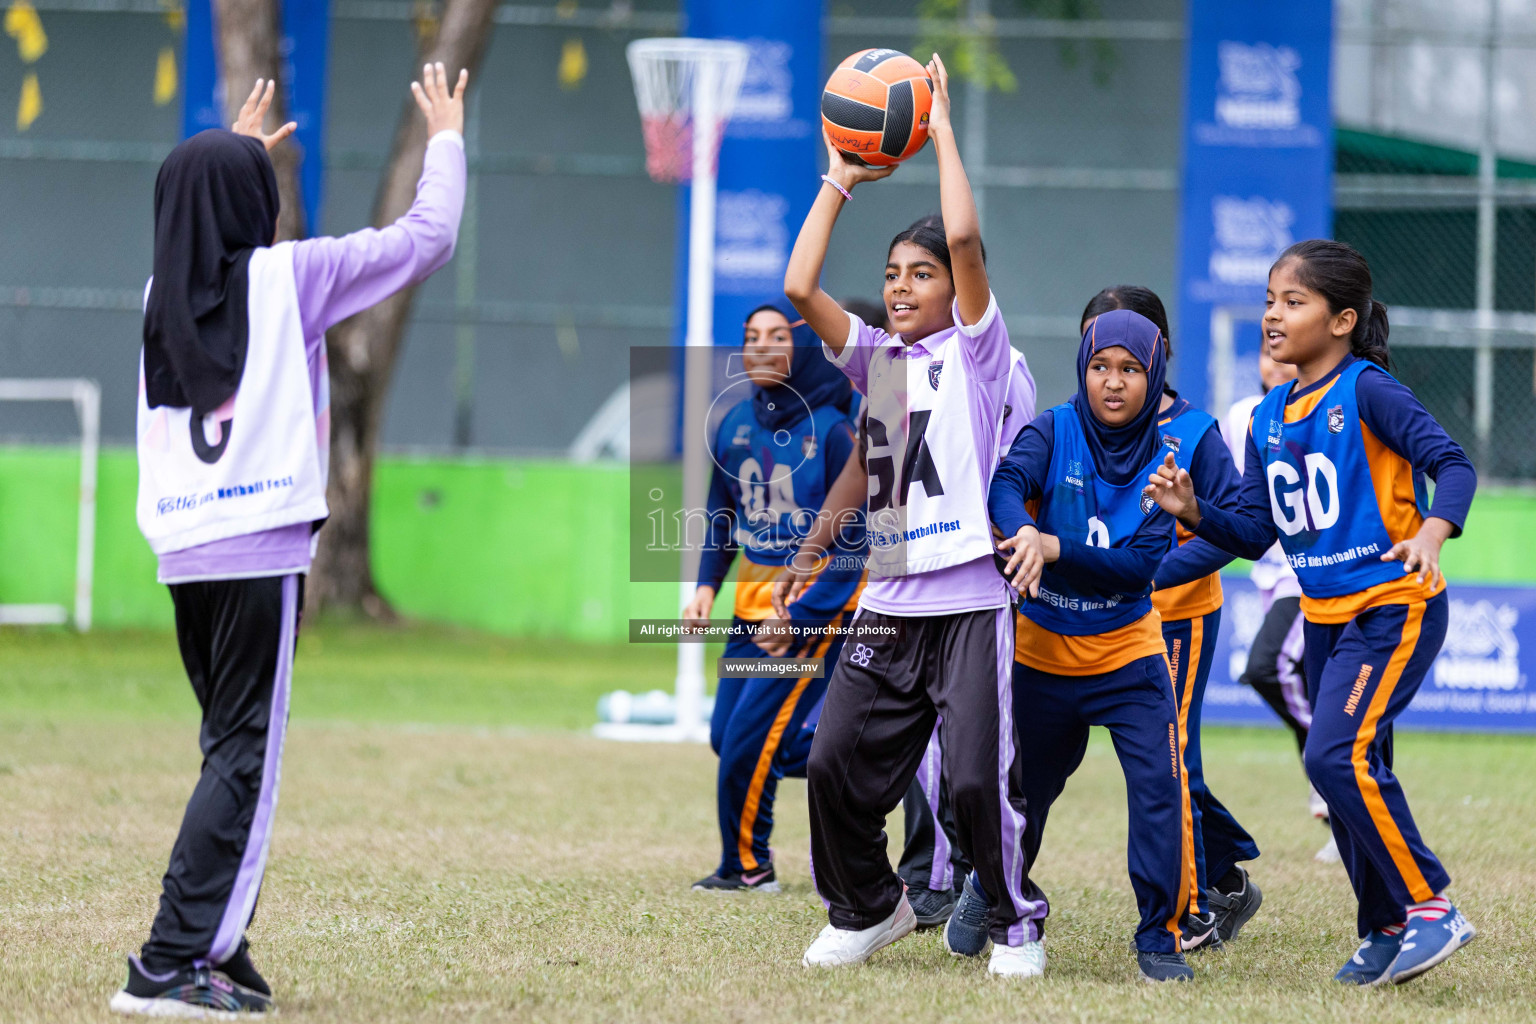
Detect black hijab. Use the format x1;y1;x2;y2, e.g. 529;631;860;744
745;301;854;431
143;130;280;415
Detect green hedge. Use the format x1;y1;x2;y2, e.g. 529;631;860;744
0;446;1531;639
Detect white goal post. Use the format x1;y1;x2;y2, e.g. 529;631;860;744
0;378;99;630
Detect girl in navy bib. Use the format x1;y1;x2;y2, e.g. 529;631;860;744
1080;287;1263;951
988;308;1197;983
681;300;863;895
1147;239;1478;986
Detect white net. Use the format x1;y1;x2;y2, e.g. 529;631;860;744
626;38;751;184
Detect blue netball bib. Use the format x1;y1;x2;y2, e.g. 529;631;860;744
1022;403;1191;636
712;399;857;566
1251;361;1418;598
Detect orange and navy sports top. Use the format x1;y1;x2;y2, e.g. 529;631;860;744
1193;354;1476;624
1149;395;1242;623
988;405;1176;676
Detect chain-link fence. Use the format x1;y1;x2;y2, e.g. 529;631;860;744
1336;132;1536;483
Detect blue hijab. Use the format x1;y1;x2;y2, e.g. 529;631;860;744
745;301;854;431
1067;308;1168;486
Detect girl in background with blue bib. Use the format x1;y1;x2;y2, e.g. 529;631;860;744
1081;287;1263;950
683;301;864;894
1146;239;1477;986
987;309;1195;984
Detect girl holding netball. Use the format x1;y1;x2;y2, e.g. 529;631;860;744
987;308;1196;983
1146;239;1477;985
784;53;1045;977
1079;286;1264;949
115;67;468;1017
682;301;863;894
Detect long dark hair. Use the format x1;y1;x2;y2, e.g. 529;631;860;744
886;214;986;278
1272;239;1390;370
1081;285;1172;361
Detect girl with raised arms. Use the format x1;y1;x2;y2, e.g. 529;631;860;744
115;67;468;1017
782;53;1044;977
1146;239;1478;985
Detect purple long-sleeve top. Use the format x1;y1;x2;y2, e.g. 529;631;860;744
156;131;467;584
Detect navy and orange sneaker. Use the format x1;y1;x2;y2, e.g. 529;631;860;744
109;955;273;1017
1333;928;1403;986
692;862;781;893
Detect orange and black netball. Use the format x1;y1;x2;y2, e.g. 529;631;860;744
821;49;934;167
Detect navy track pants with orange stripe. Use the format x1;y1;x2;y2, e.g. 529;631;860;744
710;615;845;876
1302;592;1451;936
1012;654;1187;953
1163;610;1260;901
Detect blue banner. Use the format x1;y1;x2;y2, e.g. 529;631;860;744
678;0;824;346
1206;578;1536;734
182;0;331;233
1174;1;1334;411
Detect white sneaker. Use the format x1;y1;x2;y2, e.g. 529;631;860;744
1315;834;1341;863
802;899;916;967
988;940;1046;978
1308;786;1329;820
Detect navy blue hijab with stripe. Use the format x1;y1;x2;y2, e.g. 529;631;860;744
1068;307;1168;485
745;301;854;431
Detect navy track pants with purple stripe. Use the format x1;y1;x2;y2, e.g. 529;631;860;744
141;574;299;971
806;607;1044;946
897;724;970;894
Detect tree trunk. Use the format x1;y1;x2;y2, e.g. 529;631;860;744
213;0;306;241
306;0;498;615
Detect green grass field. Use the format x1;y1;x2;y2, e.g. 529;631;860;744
3;622;1535;1023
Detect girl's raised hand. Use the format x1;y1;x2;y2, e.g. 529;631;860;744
1144;452;1200;527
925;53;952;135
232;79;297;152
412;62;469;137
823;128;895;192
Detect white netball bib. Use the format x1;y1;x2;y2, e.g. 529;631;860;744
136;242;329;555
863;329;1000;576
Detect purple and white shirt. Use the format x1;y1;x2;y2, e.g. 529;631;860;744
155;130;467;584
827;293;1026;616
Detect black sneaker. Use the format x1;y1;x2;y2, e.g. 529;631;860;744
109;955;273;1017
1138;949;1195;982
1205;865;1263;942
691;863;781;892
1180;908;1223;952
905;884;958;928
219;941;271;997
942;874;991;958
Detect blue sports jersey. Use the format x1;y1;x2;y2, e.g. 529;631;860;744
1250;360;1425;598
1024;403;1193;636
701;398;859;570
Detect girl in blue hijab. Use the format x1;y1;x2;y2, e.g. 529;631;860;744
979;309;1202;983
683;300;865;893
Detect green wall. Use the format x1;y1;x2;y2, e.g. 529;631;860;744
0;446;1531;639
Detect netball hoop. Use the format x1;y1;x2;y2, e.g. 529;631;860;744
596;39;749;744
